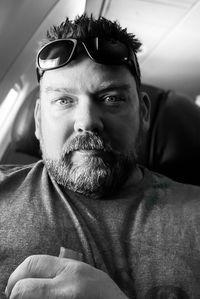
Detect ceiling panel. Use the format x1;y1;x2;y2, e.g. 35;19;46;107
141;1;200;97
105;0;187;27
0;0;24;32
0;0;86;102
102;0;190;61
140;0;198;8
99;0;200;97
0;0;59;82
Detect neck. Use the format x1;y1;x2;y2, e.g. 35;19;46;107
122;164;143;189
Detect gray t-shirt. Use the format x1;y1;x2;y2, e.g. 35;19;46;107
1;160;200;298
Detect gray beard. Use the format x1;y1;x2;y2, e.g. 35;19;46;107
41;132;139;199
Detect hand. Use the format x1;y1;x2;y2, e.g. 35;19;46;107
5;255;128;299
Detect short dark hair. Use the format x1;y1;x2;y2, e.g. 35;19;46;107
39;14;142;90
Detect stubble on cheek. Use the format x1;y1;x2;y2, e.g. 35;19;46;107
38;114;142;198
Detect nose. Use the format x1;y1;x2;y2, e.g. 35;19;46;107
74;97;104;133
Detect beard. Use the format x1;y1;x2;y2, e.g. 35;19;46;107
40;132;141;199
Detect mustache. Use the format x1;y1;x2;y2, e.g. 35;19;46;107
62;132;113;157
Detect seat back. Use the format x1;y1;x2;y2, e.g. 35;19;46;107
145;87;200;185
2;87;40;164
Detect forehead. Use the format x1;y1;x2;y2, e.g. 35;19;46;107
40;56;138;95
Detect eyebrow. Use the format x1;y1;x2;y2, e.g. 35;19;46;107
96;83;131;93
44;83;131;94
44;86;77;94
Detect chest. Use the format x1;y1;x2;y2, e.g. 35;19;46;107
1;197;200;298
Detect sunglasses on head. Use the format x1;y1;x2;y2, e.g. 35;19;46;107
36;37;140;82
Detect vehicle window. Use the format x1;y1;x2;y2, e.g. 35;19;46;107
195;94;200;107
0;83;21;129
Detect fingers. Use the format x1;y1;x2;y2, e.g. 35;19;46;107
8;278;54;299
5;255;67;298
5;254;128;299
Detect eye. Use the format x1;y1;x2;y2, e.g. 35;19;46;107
54;97;75;108
102;95;125;106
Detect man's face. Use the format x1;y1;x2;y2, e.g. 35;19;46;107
35;56;149;198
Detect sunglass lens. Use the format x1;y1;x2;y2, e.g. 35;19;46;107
38;40;75;69
88;38;129;64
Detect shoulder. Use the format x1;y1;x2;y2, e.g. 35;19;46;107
0;160;46;185
141;169;200;239
152;170;200;196
142;167;200;208
144;169;200;228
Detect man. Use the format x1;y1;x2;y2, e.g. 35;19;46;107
0;14;200;299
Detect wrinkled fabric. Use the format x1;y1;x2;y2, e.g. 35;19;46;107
1;160;200;298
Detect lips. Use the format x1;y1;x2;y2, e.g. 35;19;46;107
70;149;115;164
62;132;113;156
73;149;110;158
77;149;105;155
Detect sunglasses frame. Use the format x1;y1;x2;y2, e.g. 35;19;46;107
36;37;140;83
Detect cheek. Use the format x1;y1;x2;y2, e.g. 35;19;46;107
40;111;73;158
105;112;140;152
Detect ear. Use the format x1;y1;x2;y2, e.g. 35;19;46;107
34;98;41;141
140;92;151;131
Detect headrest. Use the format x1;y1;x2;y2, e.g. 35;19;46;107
12;86;41;158
148;90;200;185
